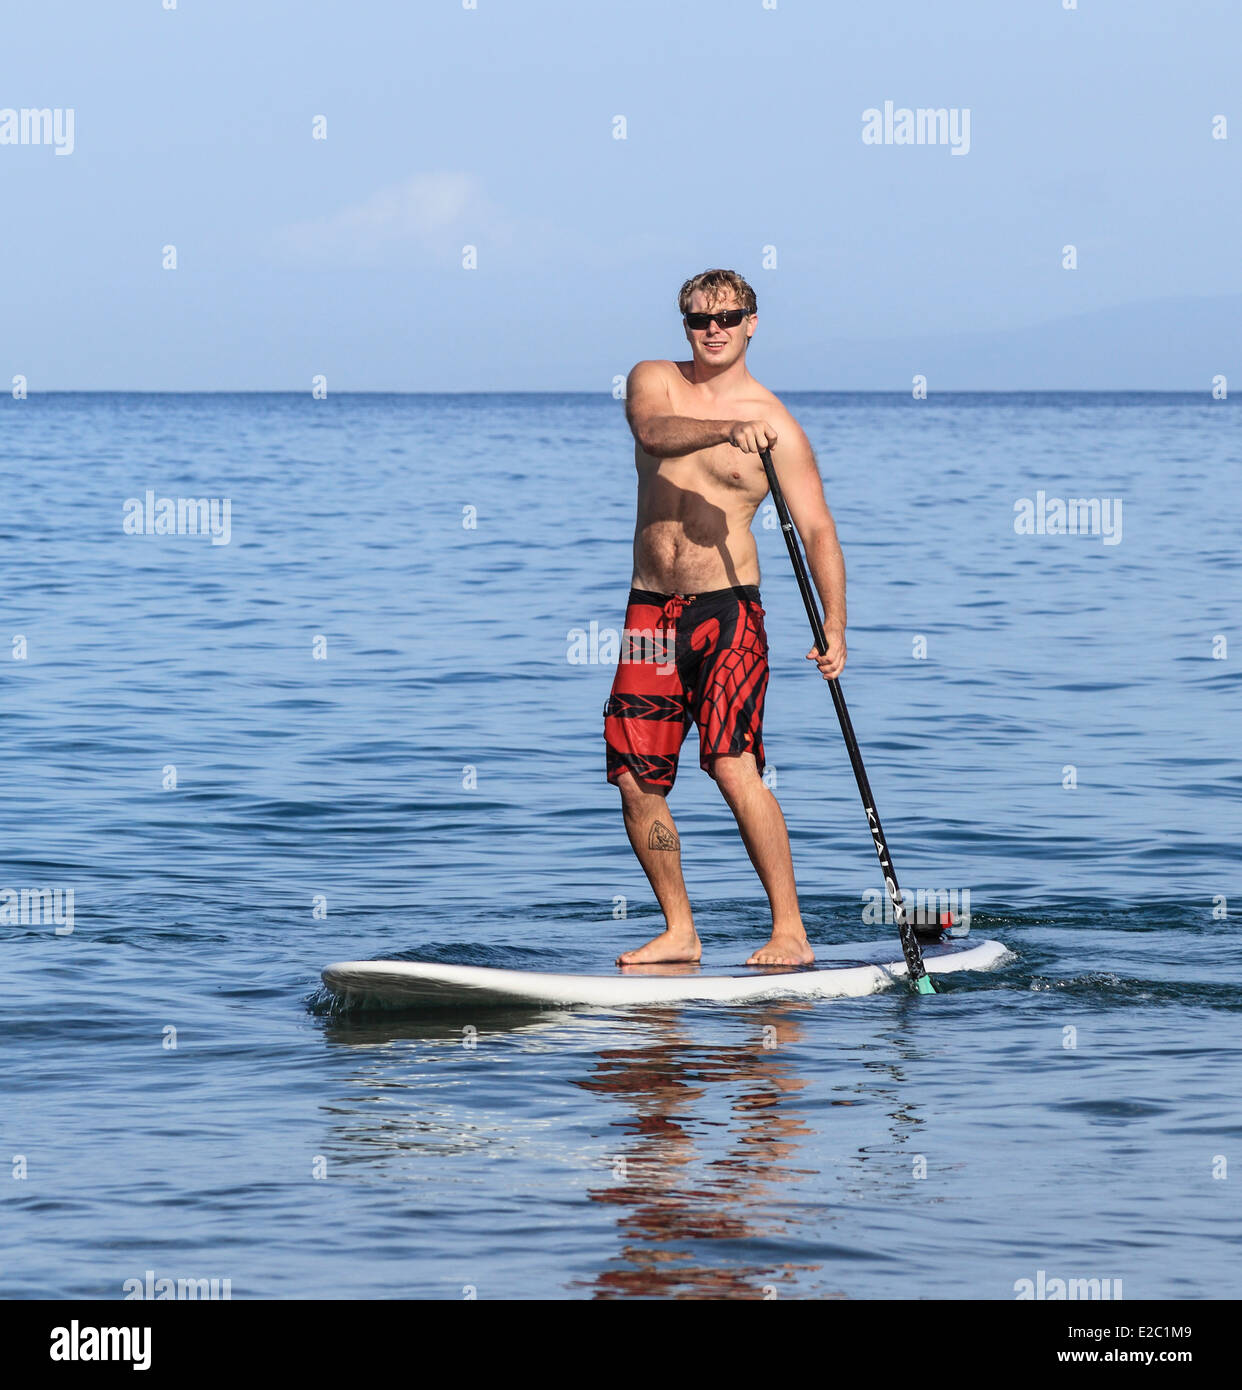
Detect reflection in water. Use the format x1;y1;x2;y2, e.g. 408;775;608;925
317;1007;577;1164
320;1006;571;1048
573;1002;823;1298
317;998;928;1297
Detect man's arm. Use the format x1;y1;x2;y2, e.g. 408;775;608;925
625;361;777;458
769;420;847;680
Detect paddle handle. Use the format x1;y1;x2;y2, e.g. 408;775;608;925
759;447;933;993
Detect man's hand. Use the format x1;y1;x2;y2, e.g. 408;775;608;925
806;625;847;681
728;419;778;454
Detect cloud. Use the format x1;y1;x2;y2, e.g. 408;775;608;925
275;172;499;263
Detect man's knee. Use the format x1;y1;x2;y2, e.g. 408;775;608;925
707;753;761;799
615;768;667;812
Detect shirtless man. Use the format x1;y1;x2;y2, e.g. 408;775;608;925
605;268;847;967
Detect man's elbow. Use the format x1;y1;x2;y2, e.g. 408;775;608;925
804;519;839;549
630;418;663;456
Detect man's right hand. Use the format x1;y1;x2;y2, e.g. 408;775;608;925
728;420;778;454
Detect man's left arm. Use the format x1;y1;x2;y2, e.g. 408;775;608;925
768;423;847;681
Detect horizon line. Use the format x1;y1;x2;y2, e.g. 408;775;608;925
1;388;1229;398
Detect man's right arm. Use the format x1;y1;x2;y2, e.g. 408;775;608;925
624;361;777;458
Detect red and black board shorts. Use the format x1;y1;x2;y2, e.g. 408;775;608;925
604;585;769;790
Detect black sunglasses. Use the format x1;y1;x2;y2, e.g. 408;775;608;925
684;309;750;330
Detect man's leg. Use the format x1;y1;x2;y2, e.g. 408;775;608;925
614;769;701;965
708;752;814;965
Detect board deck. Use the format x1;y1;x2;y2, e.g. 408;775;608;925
321;938;1012;1010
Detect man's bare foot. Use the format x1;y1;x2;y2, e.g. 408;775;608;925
746;931;814;967
617;927;701;966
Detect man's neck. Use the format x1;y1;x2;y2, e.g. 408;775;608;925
683;355;752;396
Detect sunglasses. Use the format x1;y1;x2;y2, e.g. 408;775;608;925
683;309;750;330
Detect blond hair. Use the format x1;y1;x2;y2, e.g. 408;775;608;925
677;268;757;317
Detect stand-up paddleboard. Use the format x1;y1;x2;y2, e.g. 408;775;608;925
321;938;1012;1010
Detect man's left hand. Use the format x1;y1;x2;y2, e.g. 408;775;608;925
806;625;847;681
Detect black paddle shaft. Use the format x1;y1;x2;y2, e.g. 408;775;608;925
758;447;933;991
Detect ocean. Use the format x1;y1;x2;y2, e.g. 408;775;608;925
2;390;1238;1299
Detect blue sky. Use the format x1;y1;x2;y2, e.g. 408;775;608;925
2;0;1239;389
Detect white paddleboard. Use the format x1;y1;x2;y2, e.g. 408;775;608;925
321;938;1012;1010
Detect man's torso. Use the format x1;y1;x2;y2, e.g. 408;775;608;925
631;362;785;593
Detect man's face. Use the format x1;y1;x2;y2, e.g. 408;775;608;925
683;291;754;368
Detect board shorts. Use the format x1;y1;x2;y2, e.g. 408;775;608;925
603;585;769;790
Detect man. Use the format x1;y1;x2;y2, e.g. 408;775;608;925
605;268;847;967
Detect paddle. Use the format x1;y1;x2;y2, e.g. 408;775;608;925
759;447;935;994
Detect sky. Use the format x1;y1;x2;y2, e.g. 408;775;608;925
1;0;1239;390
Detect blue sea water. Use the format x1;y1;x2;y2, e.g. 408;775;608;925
2;391;1239;1300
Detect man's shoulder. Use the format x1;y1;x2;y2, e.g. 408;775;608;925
629;358;689;382
747;379;803;428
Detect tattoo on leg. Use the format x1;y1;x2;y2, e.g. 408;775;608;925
649;820;680;852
